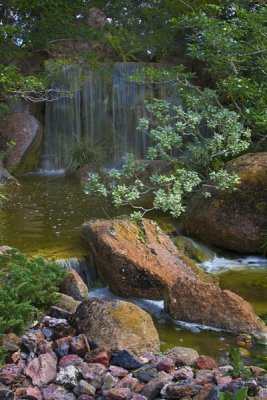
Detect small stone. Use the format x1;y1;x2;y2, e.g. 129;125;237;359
165;383;202;399
133;366;158;383
0;382;13;398
21;337;38;354
85;346;111;367
103;387;132;400
195;356;218;370
55;365;79;388
55;343;70;358
59;354;83;368
131;396;148;400
77;362;107;389
173;366;194;381
60;269;89;301
249;366;266;376
20;387;42;400
42;327;54;340
42;383;69;400
112;350;144;370
78;396;95;400
1;333;21;352
10;350;21;363
156;358;175;373
163;347;199;366
103;372;119;390
25;353;57;387
74;380;96;396
215;375;232;386
43;316;69;328
71;334;90;357
109;366;129;378
195;370;215;385
0;363;22;384
115;374;144;393
141;371;170;400
50;306;72;320
258;388;267;399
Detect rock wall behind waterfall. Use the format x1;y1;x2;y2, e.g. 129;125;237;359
41;63;176;170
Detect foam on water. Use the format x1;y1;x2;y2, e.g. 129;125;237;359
200;255;267;274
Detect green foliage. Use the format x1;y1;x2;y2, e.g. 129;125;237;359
85;85;250;218
0;249;66;336
229;348;252;379
65;140;105;173
219;387;248;400
176;2;267;140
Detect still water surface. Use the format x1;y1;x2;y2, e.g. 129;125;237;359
1;174;266;364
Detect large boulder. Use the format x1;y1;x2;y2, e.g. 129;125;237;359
81;218;267;338
182;153;267;253
81;218;210;300
0;112;42;175
165;275;267;341
74;297;160;354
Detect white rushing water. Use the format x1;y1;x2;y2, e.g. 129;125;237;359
200;255;267;274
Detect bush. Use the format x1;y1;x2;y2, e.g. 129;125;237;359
0;248;66;364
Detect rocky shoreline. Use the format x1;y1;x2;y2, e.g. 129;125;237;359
1;307;267;400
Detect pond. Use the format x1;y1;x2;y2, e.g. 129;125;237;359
1;174;266;365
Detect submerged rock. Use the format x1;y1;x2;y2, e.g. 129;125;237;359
74;297;160;354
182;152;267;253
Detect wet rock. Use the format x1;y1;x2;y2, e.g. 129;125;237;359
85;346;111;367
133;366;158;383
164;383;202;398
163;347;199;366
0;363;22;384
103;387;132;400
141;371;171;400
25;353;57;387
215;374;232;386
59;354;83;368
77;362;107;389
71;334;90;357
195;356;218;370
112;351;144;370
55;365;80;388
60;269;89;301
81;218;210;300
74;380;96;396
42;383;69;400
165;276;267;338
182;152;267;254
55;292;82;313
74;298;160;354
0;112;42;175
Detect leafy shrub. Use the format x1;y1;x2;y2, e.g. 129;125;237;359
0;249;66;364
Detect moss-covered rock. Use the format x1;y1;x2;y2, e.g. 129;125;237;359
74;297;160;355
182;153;267;254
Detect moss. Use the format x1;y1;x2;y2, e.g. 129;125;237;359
107;302;150;335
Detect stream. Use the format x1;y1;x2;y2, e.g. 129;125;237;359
1;174;266;365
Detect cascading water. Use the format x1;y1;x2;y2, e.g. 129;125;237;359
41;63;175;170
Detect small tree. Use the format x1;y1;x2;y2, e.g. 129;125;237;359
85;80;251;218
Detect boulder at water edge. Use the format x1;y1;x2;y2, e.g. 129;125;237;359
182;152;267;253
81;218;267;338
0;112;42;175
81;218;211;300
73;297;160;354
165;275;267;341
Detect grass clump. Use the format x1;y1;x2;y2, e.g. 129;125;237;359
0;248;66;365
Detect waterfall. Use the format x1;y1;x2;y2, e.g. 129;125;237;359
41;63;174;170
